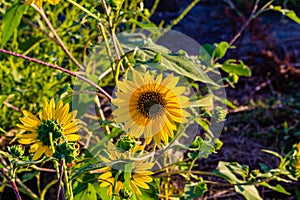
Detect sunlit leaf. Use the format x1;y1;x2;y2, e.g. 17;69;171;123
1;3;27;47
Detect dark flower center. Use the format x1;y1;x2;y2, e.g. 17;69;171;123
37;119;64;146
137;91;166;119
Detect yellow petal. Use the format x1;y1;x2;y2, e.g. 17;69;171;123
132;174;153;183
66;134;80;141
130;181;142;195
18;138;37;145
29;142;42;153
99;171;113;180
32;146;45;160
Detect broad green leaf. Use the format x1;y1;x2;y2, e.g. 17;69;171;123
86;183;97;200
259;182;290;195
213;42;229;59
217;161;263;200
1;4;27;47
134;39;219;86
221;59;251;77
181;180;207;199
270;6;300;24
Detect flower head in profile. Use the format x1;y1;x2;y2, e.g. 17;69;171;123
112;70;190;144
288;142;300;179
25;0;60;9
17;99;80;160
97;142;154;197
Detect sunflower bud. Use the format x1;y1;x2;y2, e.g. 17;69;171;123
213;106;227;123
53;142;78;164
116;136;137;152
8;145;24;158
214;138;223;151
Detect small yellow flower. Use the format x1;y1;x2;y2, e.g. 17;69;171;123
17;99;80;160
98;142;154;197
112;70;190;144
25;0;60;9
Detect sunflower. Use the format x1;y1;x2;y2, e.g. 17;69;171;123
25;0;60;9
112;70;190;144
17;99;80;160
98;142;154;197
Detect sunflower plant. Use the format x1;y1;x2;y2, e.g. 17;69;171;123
0;0;300;199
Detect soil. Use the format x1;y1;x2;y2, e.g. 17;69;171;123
146;0;300;199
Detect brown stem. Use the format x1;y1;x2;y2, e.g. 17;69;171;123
34;6;85;71
0;169;22;200
228;0;260;46
0;49;112;100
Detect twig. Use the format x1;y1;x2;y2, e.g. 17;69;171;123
0;168;22;200
228;0;260;46
101;0;124;72
33;6;85;71
22;16;58;43
3;101;20;112
0;49;112;100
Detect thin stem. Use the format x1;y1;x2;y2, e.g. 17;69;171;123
34;5;85;71
101;0;124;72
63;158;73;200
164;0;200;32
67;0;102;22
0;49;112;100
56;160;64;200
228;0;260;46
22;16;58;44
16;178;39;200
0;169;22;200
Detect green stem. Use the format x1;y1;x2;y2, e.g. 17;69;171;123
63;158;73;200
67;0;102;22
164;0;200;32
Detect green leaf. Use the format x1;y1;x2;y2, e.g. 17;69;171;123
181;180;207;199
213;42;229;59
270;6;300;24
259;182;290;195
199;44;215;65
127;19;160;35
261;149;283;161
0;95;7;105
136;179;159;200
134;39;219;86
74;183;98;200
22;171;38;182
217;161;263;200
221;59;251;77
1;3;27;47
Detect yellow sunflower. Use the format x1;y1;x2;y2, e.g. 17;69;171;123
97;142;154;197
112;70;190;144
25;0;60;9
17;98;80;160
